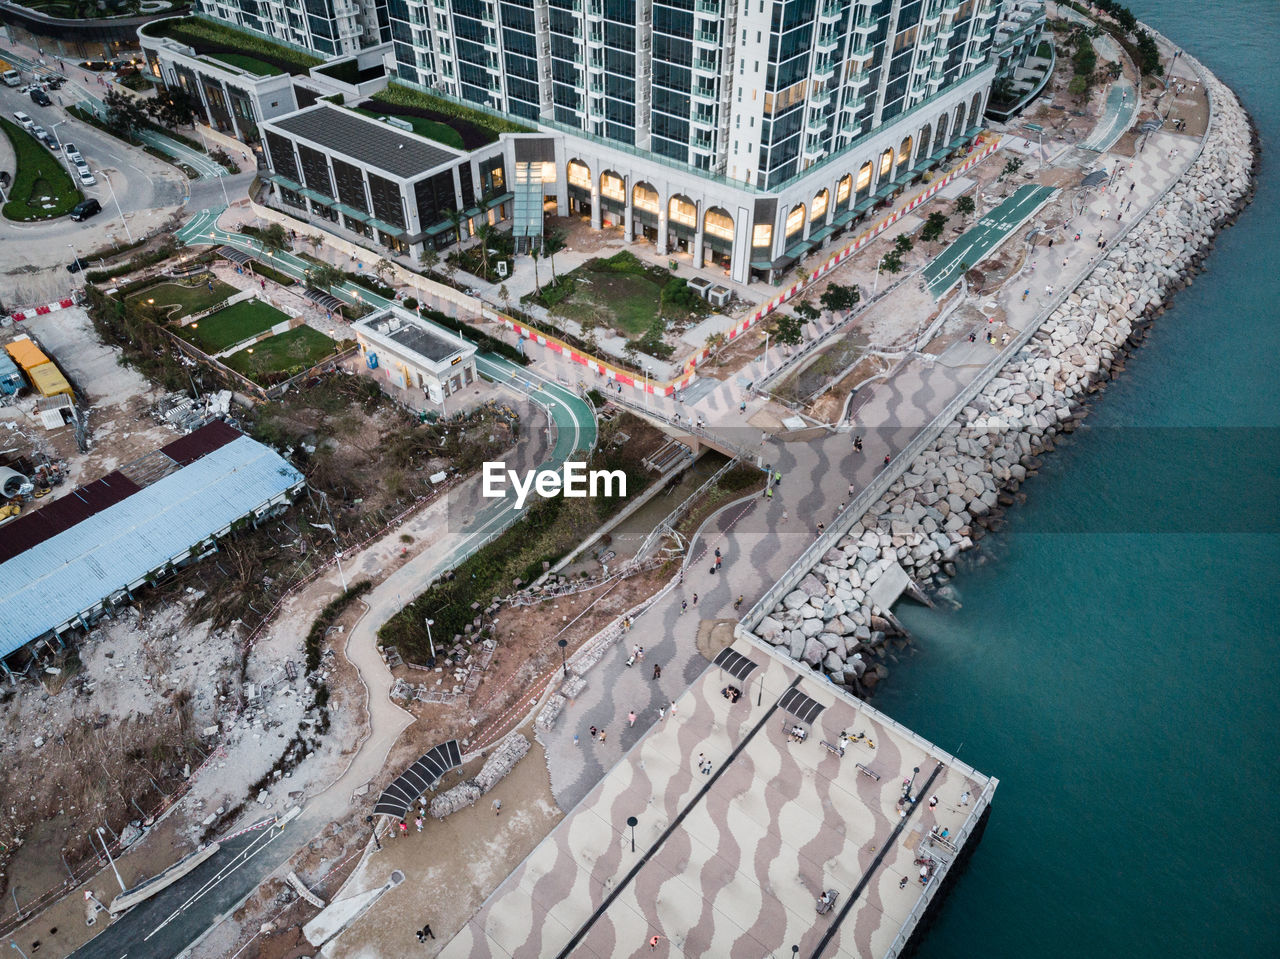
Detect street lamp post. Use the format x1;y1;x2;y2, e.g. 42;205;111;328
626;815;638;852
10;939;30;959
425;618;437;666
194;124;231;207
50;120;76;183
643;365;651;410
558;638;568;677
95;827;125;893
101;170;133;241
365;814;381;850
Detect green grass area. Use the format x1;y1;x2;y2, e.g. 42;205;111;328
178;299;290;353
126;278;238;319
205;53;284;77
0;117;83;222
141;16;323;75
538;251;672;335
351;107;464;150
369;83;534;149
223;326;338;383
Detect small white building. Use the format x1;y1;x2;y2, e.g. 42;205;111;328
353;305;477;407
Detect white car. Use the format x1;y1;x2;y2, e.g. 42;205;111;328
76;164;96;186
12;110;34;130
63;143;83;164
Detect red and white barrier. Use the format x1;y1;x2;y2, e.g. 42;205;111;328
8;297;77;322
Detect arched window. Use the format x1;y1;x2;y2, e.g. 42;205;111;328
669;195;697;228
811;189;829;221
632;182;659;214
836;174;853;207
705;207;735;242
784;203;806;239
600;171;626;202
567;160;591;190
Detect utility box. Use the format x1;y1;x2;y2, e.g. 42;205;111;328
687;277;713;300
707;285;732;308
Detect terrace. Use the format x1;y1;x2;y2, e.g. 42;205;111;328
139;15;323;76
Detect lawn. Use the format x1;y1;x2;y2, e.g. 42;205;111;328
0;117;83;222
534;251;674;336
177;299;290;353
366;83;534;149
205;53;284;77
127;278;238;319
352;107;464;151
223;326;338;383
140;17;323;75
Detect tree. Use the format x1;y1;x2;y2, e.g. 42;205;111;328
705;331;725;351
308;234;324;254
819;283;861;313
894;234;914;256
420;246;440;275
955;195;976;223
920;211;949;243
795;266;810;286
544;229;566;283
373;257;396;285
530;246;541;295
147;86;197;129
474;223;493;280
497;283;511;314
308;263;345;292
773;313;804;347
103;89;148;138
794;300;820;321
879;250;904;274
1000;157;1024;181
258;222;289;256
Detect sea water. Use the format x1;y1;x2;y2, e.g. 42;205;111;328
874;4;1280;956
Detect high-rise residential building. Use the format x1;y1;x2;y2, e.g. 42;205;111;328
193;0;386;57
156;0;1007;284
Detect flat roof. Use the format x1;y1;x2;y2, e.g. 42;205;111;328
355;308;474;365
442;636;996;959
268;104;461;180
0;432;303;657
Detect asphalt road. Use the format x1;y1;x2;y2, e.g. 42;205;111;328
69;816;320;959
921;183;1057;298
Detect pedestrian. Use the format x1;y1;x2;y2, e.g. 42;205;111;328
1129;182;1135;193
928;794;938;809
781;509;788;523
854;435;862;452
715;554;722;568
734;594;744;610
590;725;598;740
669;700;677;716
658;704;667;721
765;486;773;499
260;278;266;290
739;400;746;412
653;663;661;679
1001;332;1009;345
883;453;891;466
493;799;502;816
599;729;607;743
637;646;644;660
421;924;435;940
960;790;971;806
633;643;641;660
899;876;909;890
574;733;580;747
702;759;712;775
1045;285;1054;296
816;522;825;536
968;332;976;343
628;710;636;726
1021;289;1029;301
415;815;423;832
714;547;721;561
774;470;782;485
399;820;408;837
681;599;688;614
697;751;706;771
649;935;661;950
692;593;698;606
848;483;855;496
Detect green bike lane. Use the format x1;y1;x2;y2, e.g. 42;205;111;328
922;183;1058;298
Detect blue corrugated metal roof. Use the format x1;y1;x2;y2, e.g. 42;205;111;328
0;435;303;657
0;351;20;393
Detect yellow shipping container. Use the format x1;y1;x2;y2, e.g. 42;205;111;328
26;362;73;399
5;336;50;373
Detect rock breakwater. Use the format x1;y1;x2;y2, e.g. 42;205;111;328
757;55;1257;696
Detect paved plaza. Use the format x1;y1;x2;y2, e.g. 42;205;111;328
442;636;994;958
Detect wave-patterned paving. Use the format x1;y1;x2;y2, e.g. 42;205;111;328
441;639;995;958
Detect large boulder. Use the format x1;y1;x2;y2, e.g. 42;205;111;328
802;638;826;665
782;589;808;611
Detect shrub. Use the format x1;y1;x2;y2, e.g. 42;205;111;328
304;580;372;672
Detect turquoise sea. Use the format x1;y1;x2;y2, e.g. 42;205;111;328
875;3;1280;957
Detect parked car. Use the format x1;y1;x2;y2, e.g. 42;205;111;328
63;143;83;164
76;165;96;186
29;88;51;107
70;198;101;221
12;110;34;130
67;257;91;273
0;171;10;189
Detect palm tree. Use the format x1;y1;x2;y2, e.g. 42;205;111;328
474;223;494;279
420;247;440;275
497;283;511;314
530;246;541;296
373;257;396;285
447;209;465;245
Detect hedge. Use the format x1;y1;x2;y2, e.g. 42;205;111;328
420;307;529;366
305;580;372;672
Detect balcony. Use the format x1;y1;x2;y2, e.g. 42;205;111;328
966;48;988;67
816;33;840;55
693;131;715;151
810;86;832;109
840;114;863;136
843;93;869;114
813;58;836;81
694;29;720;46
803;138;826;163
693;55;719;75
848;39;874;60
806;111;828;135
819;0;843;24
943;0;962;11
692;83;718;103
976;3;998;20
695;0;720;12
853;14;877;34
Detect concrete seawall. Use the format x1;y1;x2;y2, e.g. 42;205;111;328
747;39;1257;691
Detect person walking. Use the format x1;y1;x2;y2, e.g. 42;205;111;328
734;594;744;610
669;700;678;717
415;816;423;832
883;453;891;466
399;820;408;837
628;710;637;726
493;799;502;816
682;599;688;614
599;729;607;743
653;663;662;679
692;593;698;606
421;924;435;940
658;704;667;721
590;725;598;740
